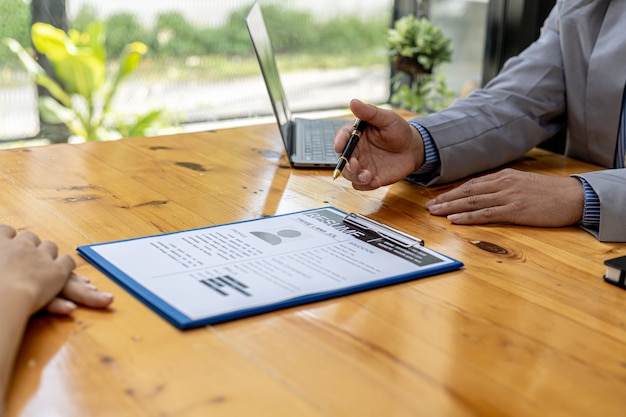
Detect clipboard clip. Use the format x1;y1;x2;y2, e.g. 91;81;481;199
343;213;424;248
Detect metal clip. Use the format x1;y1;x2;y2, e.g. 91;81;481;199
343;213;423;248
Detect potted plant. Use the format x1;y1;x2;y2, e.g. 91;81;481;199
387;14;454;114
3;22;166;141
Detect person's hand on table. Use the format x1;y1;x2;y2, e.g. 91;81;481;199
425;169;585;227
0;224;114;315
0;224;114;400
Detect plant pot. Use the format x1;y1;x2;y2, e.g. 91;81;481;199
392;55;432;76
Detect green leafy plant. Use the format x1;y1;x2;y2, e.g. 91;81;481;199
387;14;454;114
3;22;166;141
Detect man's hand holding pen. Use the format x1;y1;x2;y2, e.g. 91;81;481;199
332;119;368;180
332;99;425;190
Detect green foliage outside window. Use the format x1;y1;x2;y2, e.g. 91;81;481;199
0;2;391;142
105;13;150;58
4;22;166;141
72;3;388;63
0;0;30;68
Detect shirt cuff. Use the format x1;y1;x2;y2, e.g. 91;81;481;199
408;122;440;175
576;177;600;229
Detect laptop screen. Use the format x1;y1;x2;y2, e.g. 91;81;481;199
245;2;292;144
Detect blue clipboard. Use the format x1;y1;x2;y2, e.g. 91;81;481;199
78;207;463;329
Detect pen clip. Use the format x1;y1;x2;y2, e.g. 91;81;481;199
343;213;424;248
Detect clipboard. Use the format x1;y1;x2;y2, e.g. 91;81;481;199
78;207;463;329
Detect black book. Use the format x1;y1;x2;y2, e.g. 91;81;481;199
604;255;626;289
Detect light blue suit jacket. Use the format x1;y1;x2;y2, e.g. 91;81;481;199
412;0;626;242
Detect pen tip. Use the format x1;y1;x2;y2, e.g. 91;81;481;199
332;169;340;180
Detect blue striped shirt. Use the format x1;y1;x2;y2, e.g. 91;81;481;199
409;122;440;174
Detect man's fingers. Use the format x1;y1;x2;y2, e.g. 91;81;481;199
428;199;474;216
428;186;501;215
447;207;504;225
349;99;387;127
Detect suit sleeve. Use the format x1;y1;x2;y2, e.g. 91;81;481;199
573;170;626;242
406;0;626;242
409;3;566;185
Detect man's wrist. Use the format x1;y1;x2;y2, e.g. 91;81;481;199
410;124;425;171
409;122;440;175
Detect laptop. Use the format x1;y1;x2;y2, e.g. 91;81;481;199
245;2;349;168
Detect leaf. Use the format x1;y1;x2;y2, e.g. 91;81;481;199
126;109;165;137
118;42;147;78
83;22;107;62
3;38;45;75
38;96;87;138
31;22;105;98
112;109;165;138
102;41;147;114
52;53;105;98
31;22;73;62
3;37;72;107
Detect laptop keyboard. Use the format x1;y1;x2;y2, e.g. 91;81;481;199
299;119;344;161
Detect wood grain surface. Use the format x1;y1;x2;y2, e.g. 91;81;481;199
2;122;625;417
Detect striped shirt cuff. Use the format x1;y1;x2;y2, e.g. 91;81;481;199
577;177;600;229
409;122;440;175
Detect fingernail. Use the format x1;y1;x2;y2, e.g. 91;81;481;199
84;283;98;291
357;172;368;183
74;274;90;283
447;214;463;222
62;300;77;310
428;203;442;212
98;292;114;301
425;199;436;208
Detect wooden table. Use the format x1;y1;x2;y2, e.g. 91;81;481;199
2;122;626;417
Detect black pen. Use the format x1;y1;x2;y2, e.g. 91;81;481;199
332;118;368;180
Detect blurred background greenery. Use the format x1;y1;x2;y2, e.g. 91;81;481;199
2;1;390;78
0;0;487;145
70;3;390;72
0;0;394;144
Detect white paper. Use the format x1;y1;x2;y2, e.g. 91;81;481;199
90;208;456;320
